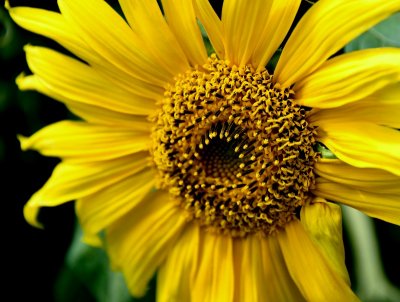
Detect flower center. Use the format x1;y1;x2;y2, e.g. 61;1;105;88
150;55;319;237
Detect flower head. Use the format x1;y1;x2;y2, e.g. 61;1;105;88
9;0;400;300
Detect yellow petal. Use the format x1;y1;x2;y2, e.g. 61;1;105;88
7;5;96;63
76;168;155;246
161;0;207;66
253;0;301;71
309;83;400;128
118;0;190;76
233;236;259;301
157;222;200;302
301;199;350;285
19;121;150;162
295;48;400;108
8;1;169;92
260;235;305;301
24;152;148;228
314;178;400;226
233;235;304;302
221;0;273;65
192;231;234;302
106;190;187;297
23;46;159;115
16;74;151;129
278;220;359;301
275;0;400;87
315;158;400;194
66;102;151;129
193;0;225;59
58;0;172;85
316;120;400;176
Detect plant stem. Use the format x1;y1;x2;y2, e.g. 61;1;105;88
342;205;400;301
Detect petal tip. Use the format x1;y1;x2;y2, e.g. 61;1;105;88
81;232;103;247
15;72;26;88
4;0;10;10
17;134;30;151
15;73;36;91
23;203;44;229
23;43;36;54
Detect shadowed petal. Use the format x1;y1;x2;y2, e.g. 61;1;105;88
106;191;187;297
278;220;359;301
157;223;200;302
233;234;304;301
301;199;350;284
191;231;234;301
77;168;155;246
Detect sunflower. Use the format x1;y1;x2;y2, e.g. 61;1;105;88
9;0;400;300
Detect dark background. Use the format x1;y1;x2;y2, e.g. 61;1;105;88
2;0;74;301
1;0;399;301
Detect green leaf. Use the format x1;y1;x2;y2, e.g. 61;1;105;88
0;6;23;60
345;12;400;52
317;143;337;159
55;225;135;302
198;21;215;57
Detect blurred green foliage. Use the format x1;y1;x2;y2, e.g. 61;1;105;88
346;12;400;51
55;226;137;302
343;11;400;302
